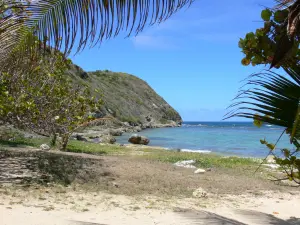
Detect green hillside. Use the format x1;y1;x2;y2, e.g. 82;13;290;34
67;64;182;127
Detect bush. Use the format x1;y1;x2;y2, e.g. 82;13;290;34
0;53;102;150
164;109;178;120
120;116;141;126
159;118;169;124
0;127;24;141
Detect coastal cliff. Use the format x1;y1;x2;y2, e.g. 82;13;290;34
67;64;182;129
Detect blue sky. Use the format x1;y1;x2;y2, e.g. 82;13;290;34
71;0;275;121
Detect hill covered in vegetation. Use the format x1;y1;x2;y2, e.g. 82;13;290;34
67;64;182;128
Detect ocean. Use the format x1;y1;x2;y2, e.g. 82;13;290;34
116;122;294;157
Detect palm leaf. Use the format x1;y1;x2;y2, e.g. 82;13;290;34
225;68;300;142
1;0;194;69
291;105;300;140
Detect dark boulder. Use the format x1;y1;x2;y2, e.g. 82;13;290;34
128;134;150;145
76;135;88;142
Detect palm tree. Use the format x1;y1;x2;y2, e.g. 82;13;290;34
0;0;194;71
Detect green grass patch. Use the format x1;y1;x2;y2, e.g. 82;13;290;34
138;148;259;169
0;136;260;169
0;137;49;148
0;138;126;155
65;140;126;155
0;137;126;156
64;141;258;169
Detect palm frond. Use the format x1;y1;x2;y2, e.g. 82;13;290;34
291;105;300;140
225;68;300;141
0;0;194;67
275;0;296;9
0;2;46;72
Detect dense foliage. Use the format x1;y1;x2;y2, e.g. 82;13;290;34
0;53;102;149
239;1;300;68
230;1;300;185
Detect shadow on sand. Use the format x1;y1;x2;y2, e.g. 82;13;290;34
70;221;108;225
176;208;300;225
70;209;300;225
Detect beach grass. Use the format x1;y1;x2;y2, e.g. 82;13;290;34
65;140;126;155
140;150;259;169
133;147;260;169
0;137;126;155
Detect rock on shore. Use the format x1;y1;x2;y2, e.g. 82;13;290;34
128;134;150;145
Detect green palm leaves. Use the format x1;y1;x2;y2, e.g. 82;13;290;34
0;0;194;69
226;68;300;142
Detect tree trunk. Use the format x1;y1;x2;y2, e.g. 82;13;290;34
50;133;57;147
60;134;69;151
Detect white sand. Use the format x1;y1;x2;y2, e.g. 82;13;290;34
1;189;300;225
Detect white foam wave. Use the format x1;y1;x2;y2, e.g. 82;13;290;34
182;124;208;127
180;149;211;154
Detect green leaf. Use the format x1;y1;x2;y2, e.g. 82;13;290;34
291;156;297;162
274;10;288;23
260;139;267;144
253;114;263;128
264;22;271;32
241;58;251;66
291;172;300;179
266;143;275;151
246;32;255;40
252;56;262;64
283;149;290;158
256;28;264;37
261;9;272;21
238;38;245;48
290;105;300;142
254;119;263;127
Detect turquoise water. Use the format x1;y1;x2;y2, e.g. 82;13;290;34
116;122;294;157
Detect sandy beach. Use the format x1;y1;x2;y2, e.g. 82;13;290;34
1;186;300;225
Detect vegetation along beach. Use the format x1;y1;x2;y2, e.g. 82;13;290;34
0;0;300;224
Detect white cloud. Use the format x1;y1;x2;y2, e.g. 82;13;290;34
131;35;178;50
130;0;267;49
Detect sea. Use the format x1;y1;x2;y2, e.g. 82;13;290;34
116;122;295;158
